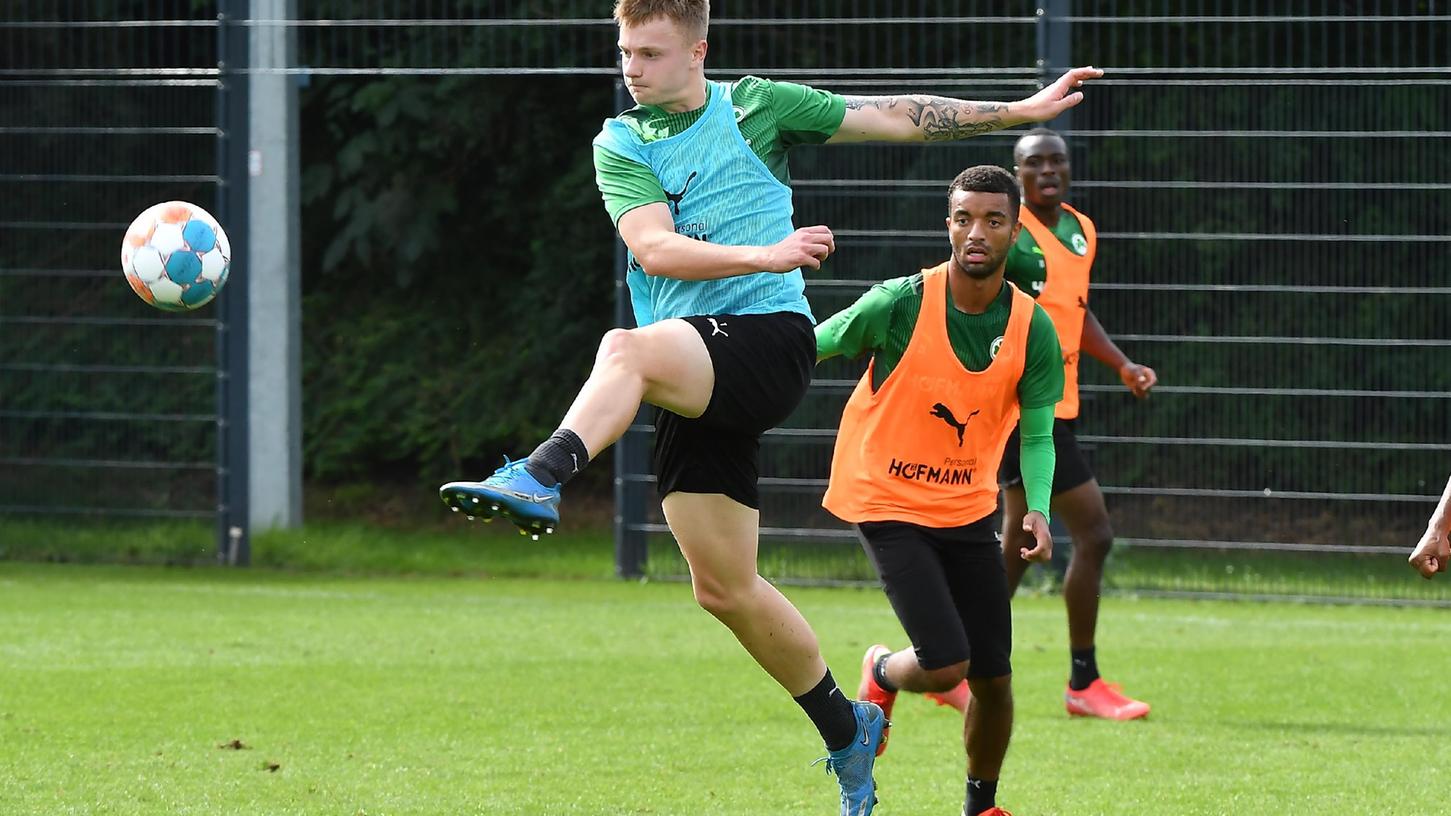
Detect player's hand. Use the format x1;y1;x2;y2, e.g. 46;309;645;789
763;225;835;272
1011;66;1103;123
1019;510;1054;563
1408;528;1450;579
1119;362;1157;399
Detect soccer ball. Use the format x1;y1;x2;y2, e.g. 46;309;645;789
120;200;231;311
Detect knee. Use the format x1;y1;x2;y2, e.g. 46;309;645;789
966;673;1012;703
595;328;638;370
690;573;751;620
922;661;968;693
1074;524;1115;563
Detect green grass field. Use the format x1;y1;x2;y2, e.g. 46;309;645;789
7;514;1446;606
3;558;1449;815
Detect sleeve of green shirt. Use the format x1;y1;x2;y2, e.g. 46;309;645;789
764;78;848;146
1017;305;1064;521
1018;404;1057;522
814;277;911;361
593;79;844;227
1018;304;1065;409
593;144;666;227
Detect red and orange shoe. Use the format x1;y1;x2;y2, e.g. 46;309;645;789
856;644;897;756
1064;678;1150;720
924;679;971;713
972;808;1014;816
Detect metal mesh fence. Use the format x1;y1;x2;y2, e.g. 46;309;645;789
4;3;1446;600
610;2;1451;604
0;2;235;559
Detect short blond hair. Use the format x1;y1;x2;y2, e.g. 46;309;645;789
612;0;709;41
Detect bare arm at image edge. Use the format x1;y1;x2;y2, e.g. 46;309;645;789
1409;473;1451;579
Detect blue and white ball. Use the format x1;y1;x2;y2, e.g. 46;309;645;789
120;201;231;311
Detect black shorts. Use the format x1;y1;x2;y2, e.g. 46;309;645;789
855;516;1012;679
999;417;1095;495
653;311;815;510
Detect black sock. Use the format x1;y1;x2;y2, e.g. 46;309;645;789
793;669;858;752
524;429;590;487
1069;646;1099;691
965;777;998;816
872;652;898;693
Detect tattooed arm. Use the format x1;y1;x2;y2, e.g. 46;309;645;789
829;94;1009;143
826;66;1103;144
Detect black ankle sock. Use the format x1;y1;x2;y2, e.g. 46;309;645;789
965;777;998;815
872;652;898;693
524;429;590;487
1069;646;1099;691
794;669;858;752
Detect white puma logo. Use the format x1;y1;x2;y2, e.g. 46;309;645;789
706;317;728;337
570;453;579;473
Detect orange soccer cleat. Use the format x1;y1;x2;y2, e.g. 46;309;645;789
925;679;971;713
856;644;897;756
1063;678;1150;720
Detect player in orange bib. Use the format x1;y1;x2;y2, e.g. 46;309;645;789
998;128;1159;720
817;165;1065;816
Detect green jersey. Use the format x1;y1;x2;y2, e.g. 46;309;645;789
1004;207;1089;298
593;76;846;225
815;274;1064;403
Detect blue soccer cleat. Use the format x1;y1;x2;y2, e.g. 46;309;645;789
816;700;889;816
439;457;561;539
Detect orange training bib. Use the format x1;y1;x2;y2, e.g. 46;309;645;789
1019;203;1095;419
823;265;1036;527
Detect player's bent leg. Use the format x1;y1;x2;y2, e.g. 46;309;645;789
440;320;714;534
857;520;977;719
664;491;829;695
667;491;883;815
861;648;966;755
999;486;1033;595
898;654;970;720
879;650;967;695
562;319;716;455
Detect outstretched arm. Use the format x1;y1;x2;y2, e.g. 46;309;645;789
827;66;1102;144
1409;473;1451;579
1081;307;1157;399
617;203;835;281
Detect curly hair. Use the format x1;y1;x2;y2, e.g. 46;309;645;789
947;165;1020;220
